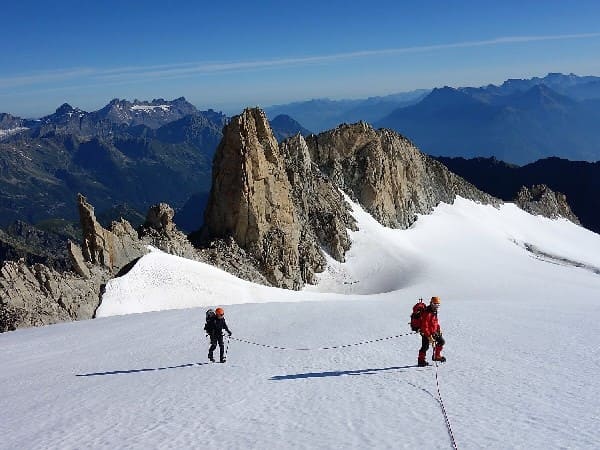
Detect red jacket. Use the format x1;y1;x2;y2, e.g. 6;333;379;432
420;306;441;337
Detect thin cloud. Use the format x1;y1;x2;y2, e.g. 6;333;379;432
1;32;599;89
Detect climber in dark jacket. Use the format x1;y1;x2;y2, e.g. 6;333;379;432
204;307;232;363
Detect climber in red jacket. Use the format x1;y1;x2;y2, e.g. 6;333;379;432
418;296;446;367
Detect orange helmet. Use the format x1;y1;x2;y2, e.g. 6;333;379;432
430;296;441;305
215;307;224;316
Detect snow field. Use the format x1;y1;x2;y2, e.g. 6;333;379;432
1;197;600;449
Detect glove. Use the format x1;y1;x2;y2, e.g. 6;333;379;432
228;331;232;337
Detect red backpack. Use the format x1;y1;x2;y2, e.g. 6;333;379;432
410;299;426;332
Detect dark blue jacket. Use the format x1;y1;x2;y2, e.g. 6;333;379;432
205;317;231;337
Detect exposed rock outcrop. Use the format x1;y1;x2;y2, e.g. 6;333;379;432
1;194;270;331
138;203;198;259
515;184;580;224
280;134;356;266
2;108;507;330
0;261;110;332
203;109;356;289
203;108;303;289
305;122;500;229
78;194;148;273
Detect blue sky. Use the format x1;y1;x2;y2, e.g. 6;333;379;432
2;0;600;117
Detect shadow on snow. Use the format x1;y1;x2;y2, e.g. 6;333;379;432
76;362;210;377
270;365;418;381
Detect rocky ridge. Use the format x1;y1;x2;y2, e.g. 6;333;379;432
4;107;583;332
0;194;268;332
203;108;498;290
305;121;500;229
515;184;581;224
202;108;352;289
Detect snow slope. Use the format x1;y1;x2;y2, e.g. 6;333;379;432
1;198;599;449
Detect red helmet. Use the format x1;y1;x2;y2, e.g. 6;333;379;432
430;296;441;305
215;307;224;316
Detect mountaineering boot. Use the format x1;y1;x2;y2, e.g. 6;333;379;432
418;350;428;366
208;352;214;362
433;346;446;362
220;357;226;363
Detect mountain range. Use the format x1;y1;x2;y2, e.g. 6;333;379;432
265;89;429;132
2;74;600;274
268;73;600;164
0;98;225;227
0;98;306;231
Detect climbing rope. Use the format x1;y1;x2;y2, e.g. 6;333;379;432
229;332;458;448
433;351;458;450
230;331;416;351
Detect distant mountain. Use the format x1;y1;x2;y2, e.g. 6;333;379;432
16;97;201;139
0;105;226;231
0;113;24;129
92;97;198;129
174;192;210;234
376;83;600;164
269;115;312;142
0;220;79;271
265;89;429;132
435;156;600;234
0;113;28;140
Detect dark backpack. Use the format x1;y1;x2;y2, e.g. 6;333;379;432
410;299;426;332
204;309;216;333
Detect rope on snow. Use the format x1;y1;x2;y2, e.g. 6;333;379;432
433;352;459;450
229;332;459;448
229;332;416;351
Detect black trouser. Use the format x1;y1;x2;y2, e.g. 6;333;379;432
209;333;224;360
420;333;445;352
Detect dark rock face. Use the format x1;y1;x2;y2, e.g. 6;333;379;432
0;221;76;271
305;122;499;229
515;184;580;224
0;113;24;130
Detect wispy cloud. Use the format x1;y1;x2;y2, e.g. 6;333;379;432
1;32;599;91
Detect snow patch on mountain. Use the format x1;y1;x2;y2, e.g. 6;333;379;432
130;104;172;112
0;126;28;139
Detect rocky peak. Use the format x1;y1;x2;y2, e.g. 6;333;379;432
203;107;303;289
0;113;23;129
94;97;198;129
305;122;499;229
270;114;312;142
76;193;148;273
55;103;76;114
144;203;176;233
515;184;580;224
